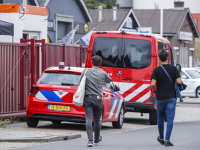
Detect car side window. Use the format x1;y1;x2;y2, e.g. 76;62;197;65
181;72;188;79
105;82;114;90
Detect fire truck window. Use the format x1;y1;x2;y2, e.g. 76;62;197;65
122;39;151;69
92;37;122;68
158;42;169;65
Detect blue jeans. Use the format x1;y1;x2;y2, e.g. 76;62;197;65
156;98;176;141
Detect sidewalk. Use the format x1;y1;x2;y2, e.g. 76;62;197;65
177;97;200;104
0;121;81;142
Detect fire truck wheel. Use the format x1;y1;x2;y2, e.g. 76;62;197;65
52;120;61;125
149;110;157;125
27;117;39;127
112;105;124;129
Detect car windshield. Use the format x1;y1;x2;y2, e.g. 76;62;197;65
185;70;200;79
37;73;81;86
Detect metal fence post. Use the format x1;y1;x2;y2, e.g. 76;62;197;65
41;39;46;72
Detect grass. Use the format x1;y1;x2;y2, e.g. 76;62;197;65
0;117;14;128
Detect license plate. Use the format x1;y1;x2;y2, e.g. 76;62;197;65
48;105;70;112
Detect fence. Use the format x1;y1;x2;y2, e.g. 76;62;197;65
0;39;86;116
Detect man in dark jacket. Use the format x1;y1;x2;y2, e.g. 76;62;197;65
79;55;112;147
151;50;182;146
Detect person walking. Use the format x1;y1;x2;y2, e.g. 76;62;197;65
79;55;112;147
151;50;182;146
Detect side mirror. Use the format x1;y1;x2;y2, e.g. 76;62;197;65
176;64;181;73
114;85;120;91
181;75;187;79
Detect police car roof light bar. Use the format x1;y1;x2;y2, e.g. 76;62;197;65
59;62;65;68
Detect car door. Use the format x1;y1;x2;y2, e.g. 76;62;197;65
103;82;119;121
180;71;191;95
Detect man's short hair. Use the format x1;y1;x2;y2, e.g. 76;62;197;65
91;55;102;66
159;50;169;62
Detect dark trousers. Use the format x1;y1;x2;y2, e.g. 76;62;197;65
83;95;103;143
156;98;176;141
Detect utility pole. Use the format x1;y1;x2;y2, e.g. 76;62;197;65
160;0;163;37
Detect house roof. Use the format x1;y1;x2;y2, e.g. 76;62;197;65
30;0;92;22
134;8;200;37
88;9;130;31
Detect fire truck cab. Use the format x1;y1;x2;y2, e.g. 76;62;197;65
85;31;174;125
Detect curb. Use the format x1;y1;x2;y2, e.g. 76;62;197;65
0;134;81;143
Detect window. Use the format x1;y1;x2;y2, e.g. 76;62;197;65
158;42;169;52
158;42;169;65
105;82;114;90
122;39;151;69
23;32;40;40
181;72;188;79
92;37;122;67
92;37;151;69
180;44;188;67
37;73;80;86
185;70;200;79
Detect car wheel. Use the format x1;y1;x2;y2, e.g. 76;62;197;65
149;110;157;125
196;87;200;98
52;120;61;125
112;105;124;129
27;117;39;127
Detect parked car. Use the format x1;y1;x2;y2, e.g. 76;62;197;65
26;63;125;129
181;68;200;97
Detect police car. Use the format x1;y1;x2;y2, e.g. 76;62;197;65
26;62;125;129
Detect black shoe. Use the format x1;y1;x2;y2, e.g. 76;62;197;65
87;141;93;147
94;136;102;146
157;137;164;145
165;141;173;146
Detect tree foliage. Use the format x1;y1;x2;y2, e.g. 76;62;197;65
84;0;117;9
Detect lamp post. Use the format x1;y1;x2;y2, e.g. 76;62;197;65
160;0;163;37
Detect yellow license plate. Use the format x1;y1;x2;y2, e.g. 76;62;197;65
48;105;70;112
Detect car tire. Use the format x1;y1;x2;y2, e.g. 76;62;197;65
112;105;124;129
27;117;39;127
149;110;157;125
196;86;200;98
52;120;61;125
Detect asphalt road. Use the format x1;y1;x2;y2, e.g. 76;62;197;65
16;120;200;150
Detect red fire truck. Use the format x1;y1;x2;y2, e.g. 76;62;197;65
85;31;174;125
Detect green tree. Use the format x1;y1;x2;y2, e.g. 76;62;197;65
84;0;117;9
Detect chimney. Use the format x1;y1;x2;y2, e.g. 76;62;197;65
113;6;117;22
174;1;184;10
98;6;103;22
